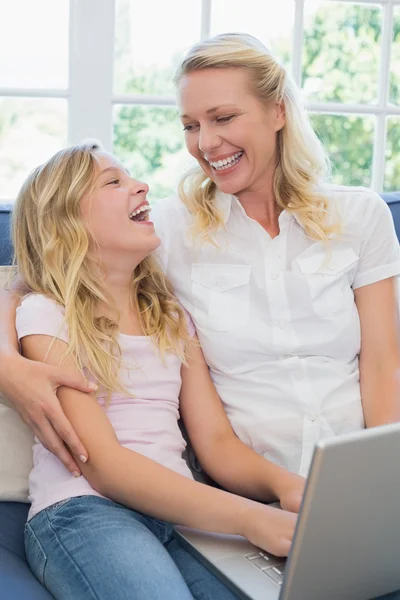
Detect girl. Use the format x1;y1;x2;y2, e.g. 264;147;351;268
13;142;302;600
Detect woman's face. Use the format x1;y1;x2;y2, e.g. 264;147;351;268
80;153;160;264
178;67;285;197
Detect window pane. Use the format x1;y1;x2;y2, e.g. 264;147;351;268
389;6;400;105
210;0;294;68
114;0;201;95
311;113;374;187
303;1;382;104
0;98;67;202
384;118;400;192
113;105;190;202
0;0;69;89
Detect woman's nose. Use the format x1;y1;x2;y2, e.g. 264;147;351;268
198;126;221;154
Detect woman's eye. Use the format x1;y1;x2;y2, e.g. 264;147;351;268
107;179;120;185
216;115;235;123
183;124;196;132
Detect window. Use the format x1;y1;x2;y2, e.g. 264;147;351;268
0;0;69;202
1;0;400;204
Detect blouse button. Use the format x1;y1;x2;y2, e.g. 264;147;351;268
273;319;286;329
214;277;226;288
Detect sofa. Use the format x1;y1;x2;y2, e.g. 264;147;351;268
1;192;400;599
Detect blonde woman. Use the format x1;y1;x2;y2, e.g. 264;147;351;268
8;142;303;600
151;33;400;480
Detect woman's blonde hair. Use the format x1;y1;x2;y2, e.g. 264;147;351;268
174;33;340;241
12;143;190;400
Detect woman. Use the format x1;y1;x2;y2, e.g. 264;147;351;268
1;34;400;485
11;142;300;600
151;32;400;478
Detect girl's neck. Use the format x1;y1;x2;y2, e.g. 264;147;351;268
97;265;145;336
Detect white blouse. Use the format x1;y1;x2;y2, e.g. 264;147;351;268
152;186;400;476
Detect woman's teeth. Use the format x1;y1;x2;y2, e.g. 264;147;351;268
209;151;244;171
129;205;151;221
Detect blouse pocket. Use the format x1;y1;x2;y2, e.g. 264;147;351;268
191;263;251;331
295;247;359;316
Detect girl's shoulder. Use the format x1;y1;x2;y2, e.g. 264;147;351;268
16;293;68;343
18;292;65;315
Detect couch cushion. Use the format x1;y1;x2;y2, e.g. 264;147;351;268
0;501;29;559
0;264;12;289
0;390;34;502
381;192;400;203
0;502;53;599
381;193;400;241
0;206;13;266
0;266;34;502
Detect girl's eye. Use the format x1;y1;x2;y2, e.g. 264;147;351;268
107;179;120;185
183;124;196;132
216;115;235;123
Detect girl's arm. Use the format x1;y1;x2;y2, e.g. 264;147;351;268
21;332;297;558
179;338;305;514
356;276;400;426
0;286;93;474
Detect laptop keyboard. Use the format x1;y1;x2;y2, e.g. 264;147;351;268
245;551;286;586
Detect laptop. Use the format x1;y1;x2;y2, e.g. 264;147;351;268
175;423;400;600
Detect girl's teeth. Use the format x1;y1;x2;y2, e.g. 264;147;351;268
129;205;151;219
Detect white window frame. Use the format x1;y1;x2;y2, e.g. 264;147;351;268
1;0;399;202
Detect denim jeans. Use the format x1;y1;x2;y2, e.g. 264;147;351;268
25;495;238;600
25;494;400;600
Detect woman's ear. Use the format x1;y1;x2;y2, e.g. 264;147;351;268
274;101;286;132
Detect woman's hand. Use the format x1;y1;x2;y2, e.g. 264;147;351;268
0;353;97;475
241;501;297;557
274;471;306;514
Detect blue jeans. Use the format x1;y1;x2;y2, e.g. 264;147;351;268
25;494;400;600
25;495;238;600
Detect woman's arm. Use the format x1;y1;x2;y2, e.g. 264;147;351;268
21;332;297;557
180;338;305;513
0;286;93;474
356;276;400;426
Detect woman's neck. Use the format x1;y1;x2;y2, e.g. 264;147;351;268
237;187;281;238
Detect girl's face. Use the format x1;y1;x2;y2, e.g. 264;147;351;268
80;153;160;264
178;67;285;198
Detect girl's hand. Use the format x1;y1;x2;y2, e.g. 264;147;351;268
1;353;96;475
241;502;297;557
275;472;306;514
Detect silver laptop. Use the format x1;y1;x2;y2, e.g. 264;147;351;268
175;423;400;600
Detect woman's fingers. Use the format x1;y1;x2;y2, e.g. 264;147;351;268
3;358;95;474
50;406;88;468
31;416;83;476
52;366;98;394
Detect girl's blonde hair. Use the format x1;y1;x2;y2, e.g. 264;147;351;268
174;33;340;241
12;143;190;399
